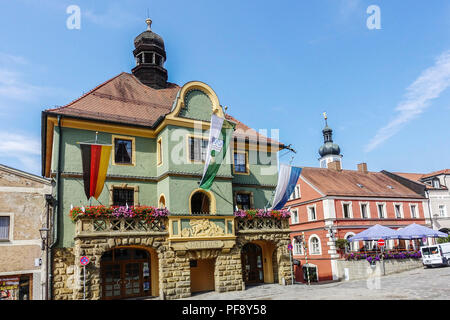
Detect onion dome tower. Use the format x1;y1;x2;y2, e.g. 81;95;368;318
131;18;168;89
318;113;342;168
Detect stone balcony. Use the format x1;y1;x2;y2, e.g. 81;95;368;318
74;215;290;240
235;218;290;234
75;217;168;238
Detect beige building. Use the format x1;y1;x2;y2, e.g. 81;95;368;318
0;164;52;300
384;169;450;234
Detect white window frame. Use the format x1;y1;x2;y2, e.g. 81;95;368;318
294;185;301;199
309;235;322;255
293;238;303;255
359;202;370;219
290;208;299;224
409;204;418;219
341;202;353;219
307;205;317;221
432;179;440;188
438;205;447;217
376;202;386;219
0;213;13;242
394;203;404;219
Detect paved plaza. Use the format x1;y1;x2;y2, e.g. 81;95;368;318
181;265;450;300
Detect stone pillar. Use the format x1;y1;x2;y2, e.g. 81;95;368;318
72;238;104;300
276;243;293;285
52;248;75;300
214;248;244;293
159;248;191;300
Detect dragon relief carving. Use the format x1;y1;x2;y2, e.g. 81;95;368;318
180;219;225;237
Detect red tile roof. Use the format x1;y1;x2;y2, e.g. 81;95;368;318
45;72;283;147
394;171;448;190
301;167;425;198
46;72;180;127
421;169;450;179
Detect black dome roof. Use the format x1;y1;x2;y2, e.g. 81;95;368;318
134;19;165;50
319;142;341;157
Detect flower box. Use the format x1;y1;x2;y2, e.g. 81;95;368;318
69;205;169;224
233;209;291;220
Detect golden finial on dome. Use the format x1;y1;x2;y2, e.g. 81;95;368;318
323;112;328;126
145;18;152;31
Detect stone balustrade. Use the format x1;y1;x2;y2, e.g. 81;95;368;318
75;217;168;238
235;218;290;233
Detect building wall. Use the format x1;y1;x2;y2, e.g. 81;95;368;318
0;167;52;300
428;188;450;231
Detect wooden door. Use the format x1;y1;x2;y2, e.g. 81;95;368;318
242;243;264;284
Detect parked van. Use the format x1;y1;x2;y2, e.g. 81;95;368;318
420;243;450;268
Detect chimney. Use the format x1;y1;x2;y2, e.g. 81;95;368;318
328;160;342;171
357;163;368;173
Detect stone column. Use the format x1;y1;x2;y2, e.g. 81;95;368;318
52;248;75;300
159;247;191;300
214;248;244;293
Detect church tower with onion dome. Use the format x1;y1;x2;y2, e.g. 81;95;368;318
318;113;343;168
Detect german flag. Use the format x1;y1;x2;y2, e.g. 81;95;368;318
80;143;112;200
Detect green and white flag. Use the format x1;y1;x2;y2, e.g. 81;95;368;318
199;114;235;191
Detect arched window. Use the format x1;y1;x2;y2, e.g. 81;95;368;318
344;233;358;252
159;195;166;209
309;235;321;255
190;191;210;214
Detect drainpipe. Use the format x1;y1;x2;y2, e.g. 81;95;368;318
425;190;433;230
48;115;62;300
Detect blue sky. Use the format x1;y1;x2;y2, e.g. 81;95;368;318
0;0;449;175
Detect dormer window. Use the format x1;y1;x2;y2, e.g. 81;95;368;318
432;179;440;188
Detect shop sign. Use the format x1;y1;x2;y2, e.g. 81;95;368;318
185;240;224;250
0;277;19;290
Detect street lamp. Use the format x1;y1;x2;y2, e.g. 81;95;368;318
39;227;50;251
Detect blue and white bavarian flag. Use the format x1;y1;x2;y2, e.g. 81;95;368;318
270;164;302;210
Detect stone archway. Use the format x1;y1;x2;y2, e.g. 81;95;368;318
71;236;165;300
100;247;158;300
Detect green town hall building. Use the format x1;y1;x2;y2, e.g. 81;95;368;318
41;19;293;300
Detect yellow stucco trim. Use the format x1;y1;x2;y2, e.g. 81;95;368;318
108;184;139;206
158;193;166;208
43;81;284;177
167;81;224;119
111;134;136;166
232;150;250;175
188;188;217;215
156;137;163;166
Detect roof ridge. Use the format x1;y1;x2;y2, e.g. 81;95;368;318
46;72;128;112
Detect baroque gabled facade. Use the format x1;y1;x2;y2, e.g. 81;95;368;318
41;20;293;300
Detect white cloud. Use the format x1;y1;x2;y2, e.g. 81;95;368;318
0;132;41;174
0;53;53;102
365;50;450;152
0;53;28;65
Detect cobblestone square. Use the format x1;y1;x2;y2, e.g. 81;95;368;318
181;266;450;300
